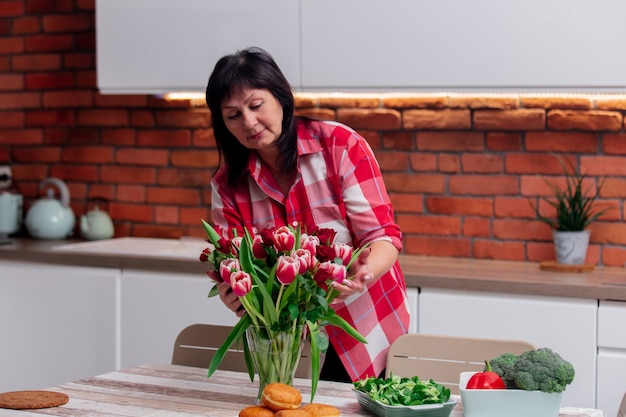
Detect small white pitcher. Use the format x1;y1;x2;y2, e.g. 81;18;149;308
0;191;23;240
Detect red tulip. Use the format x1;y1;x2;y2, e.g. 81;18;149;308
252;234;267;260
315;227;337;245
315;245;336;263
199;247;211;263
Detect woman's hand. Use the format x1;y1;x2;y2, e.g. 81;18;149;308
331;247;374;303
208;269;246;317
331;241;398;303
217;281;246;317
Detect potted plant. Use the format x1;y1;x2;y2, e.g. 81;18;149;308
532;154;611;265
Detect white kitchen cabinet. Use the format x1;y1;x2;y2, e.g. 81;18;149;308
0;260;119;392
120;270;418;369
98;0;626;94
418;288;597;409
597;300;626;417
302;0;626;92
119;269;238;368
406;287;418;334
96;0;300;94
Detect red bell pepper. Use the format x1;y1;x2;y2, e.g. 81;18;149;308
466;361;506;389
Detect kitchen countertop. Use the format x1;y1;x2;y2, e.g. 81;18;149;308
1;238;625;302
0;238;208;274
0;364;607;417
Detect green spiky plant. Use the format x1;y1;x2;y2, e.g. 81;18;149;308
533;154;611;231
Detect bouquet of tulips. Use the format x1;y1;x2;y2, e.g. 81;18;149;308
199;220;367;400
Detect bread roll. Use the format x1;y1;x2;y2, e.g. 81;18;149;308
261;383;302;411
275;410;311;417
239;405;275;417
301;403;340;417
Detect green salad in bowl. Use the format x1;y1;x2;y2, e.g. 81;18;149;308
353;374;455;417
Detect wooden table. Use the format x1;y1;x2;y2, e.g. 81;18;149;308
0;364;606;417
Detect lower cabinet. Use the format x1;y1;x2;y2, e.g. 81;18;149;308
406;287;418;334
597;300;626;417
0;260;119;392
418;288;597;409
119;273;420;369
119;269;238;369
0;257;612;413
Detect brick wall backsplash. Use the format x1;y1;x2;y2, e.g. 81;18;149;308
1;0;625;266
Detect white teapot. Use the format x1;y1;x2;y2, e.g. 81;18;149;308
25;177;75;239
80;200;114;241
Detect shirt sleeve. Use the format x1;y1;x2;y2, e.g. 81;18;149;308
333;125;403;250
210;169;246;238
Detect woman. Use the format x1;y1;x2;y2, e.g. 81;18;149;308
205;47;410;383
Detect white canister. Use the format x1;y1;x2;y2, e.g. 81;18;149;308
0;191;23;237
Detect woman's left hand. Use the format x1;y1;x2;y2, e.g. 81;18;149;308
331;247;374;303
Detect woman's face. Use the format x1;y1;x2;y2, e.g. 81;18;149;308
221;88;283;152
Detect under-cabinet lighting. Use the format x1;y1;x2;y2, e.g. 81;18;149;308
161;90;626;102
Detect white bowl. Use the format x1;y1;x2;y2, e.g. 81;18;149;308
459;372;563;417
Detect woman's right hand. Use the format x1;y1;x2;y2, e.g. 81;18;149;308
216;281;246;317
207;269;246;317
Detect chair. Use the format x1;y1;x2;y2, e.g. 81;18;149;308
386;333;536;395
618;391;626;417
172;324;312;378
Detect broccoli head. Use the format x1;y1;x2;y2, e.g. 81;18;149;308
486;347;575;393
511;347;575;393
487;352;519;388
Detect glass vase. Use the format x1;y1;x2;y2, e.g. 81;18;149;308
245;323;305;403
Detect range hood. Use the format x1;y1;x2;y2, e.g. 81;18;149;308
96;0;626;95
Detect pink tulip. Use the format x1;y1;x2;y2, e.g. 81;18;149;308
230;270;252;296
272;226;295;253
315;261;347;287
332;243;353;266
293;249;313;274
231;236;243;252
276;255;299;285
219;258;240;282
300;233;319;255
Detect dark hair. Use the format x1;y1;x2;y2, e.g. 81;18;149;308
205;47;297;187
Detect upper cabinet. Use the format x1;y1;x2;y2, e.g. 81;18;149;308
97;0;626;94
96;0;301;94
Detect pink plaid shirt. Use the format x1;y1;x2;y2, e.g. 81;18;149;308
211;118;411;381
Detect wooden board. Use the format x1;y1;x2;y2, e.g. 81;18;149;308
540;261;595;273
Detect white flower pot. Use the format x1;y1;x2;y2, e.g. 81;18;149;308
552;230;590;265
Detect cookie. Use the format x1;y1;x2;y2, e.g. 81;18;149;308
0;390;69;409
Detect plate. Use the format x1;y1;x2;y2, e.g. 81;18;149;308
352;389;456;417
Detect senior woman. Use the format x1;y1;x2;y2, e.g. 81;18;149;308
205;47;411;382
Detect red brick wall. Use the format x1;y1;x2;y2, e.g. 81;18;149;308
1;0;626;266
